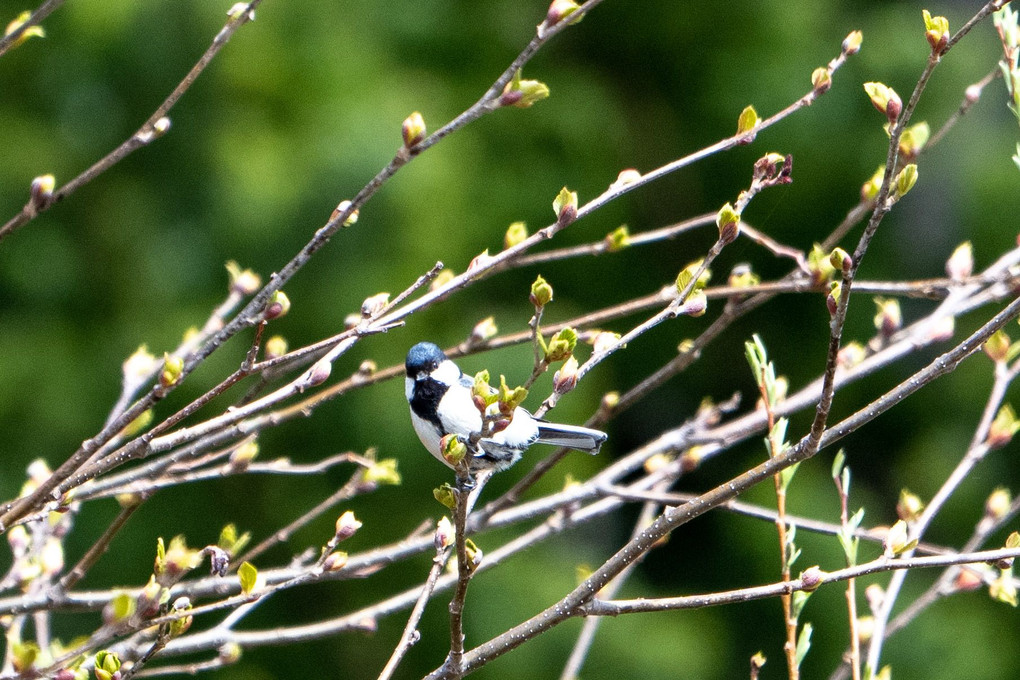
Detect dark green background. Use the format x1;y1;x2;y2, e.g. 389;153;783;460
2;1;1019;678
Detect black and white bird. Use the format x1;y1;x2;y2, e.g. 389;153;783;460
405;342;607;472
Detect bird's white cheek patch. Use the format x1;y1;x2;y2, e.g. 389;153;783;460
432;360;463;386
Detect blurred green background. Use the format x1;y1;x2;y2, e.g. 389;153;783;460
2;0;1019;678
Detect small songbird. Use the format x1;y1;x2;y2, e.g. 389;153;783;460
405;342;607;472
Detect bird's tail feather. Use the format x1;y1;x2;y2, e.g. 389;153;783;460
535;422;607;455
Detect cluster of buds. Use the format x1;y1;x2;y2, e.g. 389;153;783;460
440;433;468;467
543;327;577;363
154;535;203;587
552;355;579;395
752;153;793;189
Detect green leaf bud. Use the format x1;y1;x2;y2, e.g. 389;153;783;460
363;458;401;486
500;70;551;108
263;290;291;320
544;327;577;363
530;275;554;307
440;434;468;466
811;67;832;94
898;122;930;160
226;260;261;295
945;241;973;281
434;483;456;509
238;561;259;595
552;186;578;225
330;200;359;226
736;105;760;140
716;202;741;245
604;225;631;252
923;9;949;54
4;12;45;50
160;353;184;388
401;111;426;148
504;221;528;249
842;30;863;55
987;404;1020;449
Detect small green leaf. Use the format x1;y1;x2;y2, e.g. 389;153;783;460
794;622;813;669
363;458;401;486
831;450;846;480
434;483;456;509
604;225;631;252
238;561;258;595
791;590;812;620
737;105;760;135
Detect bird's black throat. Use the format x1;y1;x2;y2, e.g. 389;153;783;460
409;377;447;427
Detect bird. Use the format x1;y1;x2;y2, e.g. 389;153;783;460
405;341;607;472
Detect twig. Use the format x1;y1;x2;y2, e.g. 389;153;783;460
377;535;452;680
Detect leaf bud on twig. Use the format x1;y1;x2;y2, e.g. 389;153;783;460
160;353;184;388
263;290;291;320
736;105;760;142
553;186;578;225
553;355;579;395
500;69;550;108
226;260;261;295
27;174;55;215
401;111;426;148
863;82;901;125
922;10;950;55
811;67;831;94
530;275;554;307
4;11;45;50
945;241;973;281
987;404;1020;449
334;511;363;541
504;221;528;249
716;202;741;245
842;30;863;56
330;200;359;226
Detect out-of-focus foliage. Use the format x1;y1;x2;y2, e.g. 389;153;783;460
1;1;1018;679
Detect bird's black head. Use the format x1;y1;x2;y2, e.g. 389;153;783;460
405;342;447;378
